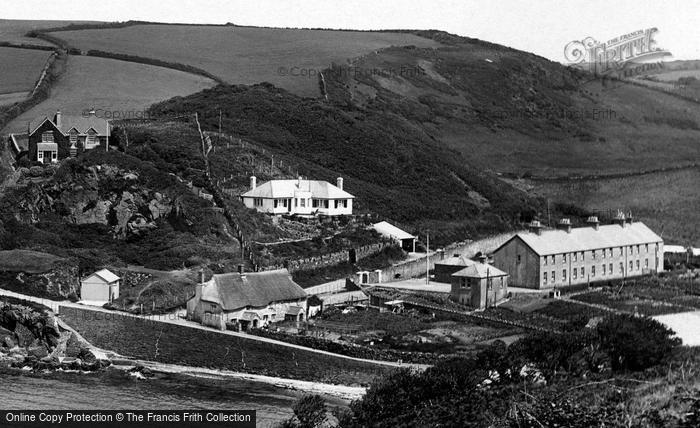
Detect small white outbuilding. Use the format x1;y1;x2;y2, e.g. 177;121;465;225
80;269;120;305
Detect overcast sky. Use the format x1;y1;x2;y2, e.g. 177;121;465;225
4;0;699;62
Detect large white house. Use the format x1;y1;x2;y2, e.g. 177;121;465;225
241;176;354;216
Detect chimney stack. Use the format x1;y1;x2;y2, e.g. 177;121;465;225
613;210;626;227
55;110;62;128
336;177;343;190
556;218;572;233
586;215;600;231
478;254;488;264
250;176;257;190
528;220;543;235
297;176;302;188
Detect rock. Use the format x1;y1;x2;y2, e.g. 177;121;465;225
0;326;14;337
78;348;98;364
65;333;83;358
2;335;16;349
13;324;35;347
27;345;49;359
9;346;27;357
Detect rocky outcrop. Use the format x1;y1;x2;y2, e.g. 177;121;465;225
0;250;79;300
0;302;109;371
14;164;175;237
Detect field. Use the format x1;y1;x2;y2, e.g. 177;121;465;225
1;55;215;134
50;24;441;97
0;19;98;45
524;167;700;245
0;47;50;104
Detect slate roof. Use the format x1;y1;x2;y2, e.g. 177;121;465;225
436;255;475;267
200;268;307;311
498;222;662;256
29;112;109;136
242;179;354;199
372;221;415;240
453;263;508;278
88;269;120;284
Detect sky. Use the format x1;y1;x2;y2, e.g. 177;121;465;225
3;0;699;62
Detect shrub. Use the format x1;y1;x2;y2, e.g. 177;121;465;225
596;314;681;371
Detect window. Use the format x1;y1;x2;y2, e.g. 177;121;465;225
334;200;339;209
562;253;567;263
645;259;649;269
551;271;555;283
210;304;216;312
581;267;585;277
86;132;96;147
573;252;577;262
630;261;633;271
51;151;57;162
573;269;577;279
254;198;263;207
552;255;556;264
591;265;596;277
543;272;547;283
300;198;306;207
636;260;640;270
41;131;53;143
620;262;624;274
581;252;585;261
602;249;606;259
69;130;78;145
592;250;596;260
460;278;467;289
620;247;624;256
602;264;606;275
563;269;567;281
645;244;649;253
274;200;278;208
544;256;548;266
517;255;521;264
609;263;612;273
636;245;640;254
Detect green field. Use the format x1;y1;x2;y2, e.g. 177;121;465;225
0;19;98;45
0;47;50;100
50;24;440;97
526;167;700;245
1;55;215;134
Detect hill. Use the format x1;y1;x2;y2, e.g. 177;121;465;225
0;145;238;272
149;83;542;245
45;23;441;97
1;55;215;134
0;19;99;46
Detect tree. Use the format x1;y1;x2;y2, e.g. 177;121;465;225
279;395;327;428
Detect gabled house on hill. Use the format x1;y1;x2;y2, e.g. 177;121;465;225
492;215;663;289
241;176;354;216
23;110;110;163
186;268;308;331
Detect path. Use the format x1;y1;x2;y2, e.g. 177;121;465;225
0;287;427;370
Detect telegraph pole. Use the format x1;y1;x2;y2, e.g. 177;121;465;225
426;232;430;285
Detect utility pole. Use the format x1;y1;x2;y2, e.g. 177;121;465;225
218;108;222;145
426;232;430;285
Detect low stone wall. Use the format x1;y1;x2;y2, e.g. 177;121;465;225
59;306;390;385
377;232;517;283
262;242;395;273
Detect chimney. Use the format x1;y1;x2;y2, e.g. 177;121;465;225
297;176;302;188
336;177;343;190
586;216;600;231
55;110;62;128
89;108;96;116
528;220;543;235
556;218;572;233
250;176;257;190
613;210;626;227
478;254;487;264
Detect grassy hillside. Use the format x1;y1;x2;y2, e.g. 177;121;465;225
47;24;441;97
0;19;99;46
0;47;50;98
149;84;543;245
523;167;700;245
1;55;215;134
322;34;700;178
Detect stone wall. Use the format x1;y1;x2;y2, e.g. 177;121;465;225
59;306;389;385
261;242;395;273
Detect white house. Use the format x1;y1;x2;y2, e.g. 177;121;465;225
186;268;308;331
241;176;354;216
80;269;120;305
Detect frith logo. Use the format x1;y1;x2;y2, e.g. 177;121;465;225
564;28;671;79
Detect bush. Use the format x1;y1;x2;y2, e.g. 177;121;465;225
596;314;681;371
